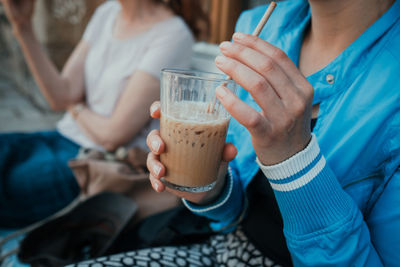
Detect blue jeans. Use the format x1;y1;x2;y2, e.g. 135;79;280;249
0;131;80;227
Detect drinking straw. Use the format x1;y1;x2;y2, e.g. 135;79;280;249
207;1;277;113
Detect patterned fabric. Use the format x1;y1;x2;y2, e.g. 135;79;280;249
70;229;282;267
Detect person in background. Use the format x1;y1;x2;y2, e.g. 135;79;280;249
0;0;203;227
74;0;400;266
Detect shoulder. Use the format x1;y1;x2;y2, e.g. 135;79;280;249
158;17;192;36
235;0;308;35
91;0;120;21
152;17;194;44
83;1;119;43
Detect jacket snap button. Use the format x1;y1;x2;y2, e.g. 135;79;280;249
326;74;335;84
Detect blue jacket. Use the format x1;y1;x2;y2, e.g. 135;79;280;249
184;0;400;266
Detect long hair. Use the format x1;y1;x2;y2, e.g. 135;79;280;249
154;0;209;40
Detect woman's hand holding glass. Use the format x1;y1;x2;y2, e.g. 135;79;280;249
146;101;237;205
146;32;313;205
216;33;314;166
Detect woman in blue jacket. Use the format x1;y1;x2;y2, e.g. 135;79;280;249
75;0;400;266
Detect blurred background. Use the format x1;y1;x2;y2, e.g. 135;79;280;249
0;0;268;133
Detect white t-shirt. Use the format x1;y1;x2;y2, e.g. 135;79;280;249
57;1;194;150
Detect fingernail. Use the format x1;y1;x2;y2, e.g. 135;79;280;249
154;181;160;191
153;164;161;176
151;140;160;152
150;104;158;114
216;86;228;98
219;41;232;50
215;55;226;66
233;32;245;40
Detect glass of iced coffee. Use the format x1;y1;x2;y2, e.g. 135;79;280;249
160;69;237;193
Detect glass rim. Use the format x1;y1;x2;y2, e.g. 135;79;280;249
161;68;235;84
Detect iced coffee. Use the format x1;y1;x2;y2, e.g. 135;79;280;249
160;69;237;192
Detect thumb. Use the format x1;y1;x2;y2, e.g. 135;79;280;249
222;143;237;162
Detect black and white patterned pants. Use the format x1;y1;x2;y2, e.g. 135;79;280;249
68;228;282;267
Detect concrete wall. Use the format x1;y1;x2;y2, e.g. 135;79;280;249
0;0;103;113
0;1;103;132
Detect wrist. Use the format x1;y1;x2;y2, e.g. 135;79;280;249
183;163;229;206
183;166;232;207
257;133;312;166
70;103;86;120
256;133;320;188
196;172;227;205
13;23;34;38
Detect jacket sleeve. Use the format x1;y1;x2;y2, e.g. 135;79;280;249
258;134;400;266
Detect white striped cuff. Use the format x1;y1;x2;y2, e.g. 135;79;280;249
257;134;325;192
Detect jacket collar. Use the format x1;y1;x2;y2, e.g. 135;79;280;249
273;0;400;104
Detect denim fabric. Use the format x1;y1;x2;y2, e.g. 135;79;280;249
0;131;80;227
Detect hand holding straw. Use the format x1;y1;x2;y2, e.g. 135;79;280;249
207;1;277;113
